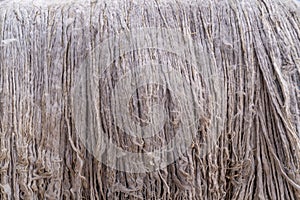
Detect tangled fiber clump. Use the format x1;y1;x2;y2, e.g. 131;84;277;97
0;0;300;199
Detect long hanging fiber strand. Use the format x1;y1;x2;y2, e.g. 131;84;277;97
0;0;300;199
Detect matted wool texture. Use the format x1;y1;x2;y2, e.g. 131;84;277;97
0;0;300;199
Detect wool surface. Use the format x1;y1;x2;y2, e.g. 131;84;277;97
0;0;300;199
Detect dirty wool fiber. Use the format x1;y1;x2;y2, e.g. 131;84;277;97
0;0;300;199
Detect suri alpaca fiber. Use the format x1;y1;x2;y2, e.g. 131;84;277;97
0;0;300;199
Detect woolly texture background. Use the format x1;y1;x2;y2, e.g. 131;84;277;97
0;0;300;199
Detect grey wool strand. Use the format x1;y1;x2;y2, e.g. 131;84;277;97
0;0;300;199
